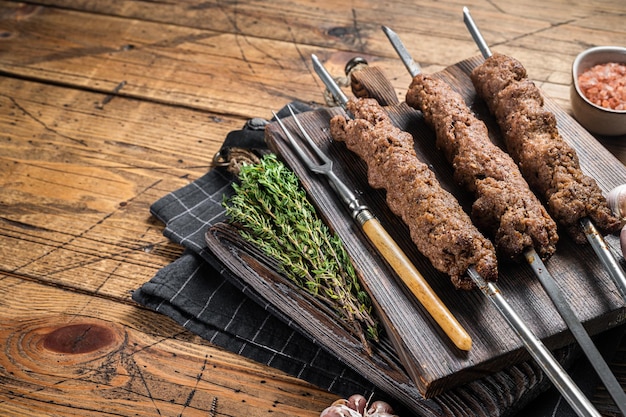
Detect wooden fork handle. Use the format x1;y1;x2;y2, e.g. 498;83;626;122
361;216;472;351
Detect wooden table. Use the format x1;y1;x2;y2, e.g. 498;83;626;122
1;1;624;416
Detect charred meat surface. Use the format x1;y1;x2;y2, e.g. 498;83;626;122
406;74;559;261
470;53;620;243
330;97;498;290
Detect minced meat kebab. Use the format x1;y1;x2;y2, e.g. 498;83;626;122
330;97;498;290
470;53;621;243
405;73;559;261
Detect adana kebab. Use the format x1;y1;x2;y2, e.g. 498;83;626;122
468;44;620;243
382;27;559;264
312;53;602;417
382;26;610;417
383;25;577;306
330;96;498;289
462;9;626;300
461;8;626;415
311;56;498;290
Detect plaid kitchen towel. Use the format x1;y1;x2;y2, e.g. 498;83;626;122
132;102;383;402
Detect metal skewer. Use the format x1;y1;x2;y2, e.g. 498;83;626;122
526;247;626;416
275;88;472;352
459;10;626;414
311;56;350;109
581;217;626;303
461;7;492;58
462;6;626;304
380;27;608;417
467;268;601;417
383;32;421;78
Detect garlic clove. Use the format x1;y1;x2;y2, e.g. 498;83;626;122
346;394;367;415
607;184;626;225
366;400;398;417
366;400;395;415
319;404;363;417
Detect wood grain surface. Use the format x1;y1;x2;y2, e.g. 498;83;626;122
0;274;335;417
1;0;625;416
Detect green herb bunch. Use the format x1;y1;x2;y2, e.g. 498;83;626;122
223;154;379;348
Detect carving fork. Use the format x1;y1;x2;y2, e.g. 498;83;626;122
273;105;473;351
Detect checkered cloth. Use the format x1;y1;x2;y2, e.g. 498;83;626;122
131;103;382;402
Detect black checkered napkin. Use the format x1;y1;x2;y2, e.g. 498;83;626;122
132;107;380;399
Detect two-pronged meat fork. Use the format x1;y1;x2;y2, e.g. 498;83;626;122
272;104;473;352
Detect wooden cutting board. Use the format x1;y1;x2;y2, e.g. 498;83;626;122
262;55;626;398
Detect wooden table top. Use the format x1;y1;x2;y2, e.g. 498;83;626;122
1;1;624;416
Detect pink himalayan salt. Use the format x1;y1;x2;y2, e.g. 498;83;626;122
577;62;626;111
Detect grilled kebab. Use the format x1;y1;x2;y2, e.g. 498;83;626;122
330;97;498;290
470;53;621;243
405;73;559;261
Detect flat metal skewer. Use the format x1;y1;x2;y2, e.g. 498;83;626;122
467;268;601;417
461;9;626;414
581;217;626;304
381;26;608;417
462;6;626;305
311;55;350;108
461;7;492;58
526;247;626;416
381;28;421;78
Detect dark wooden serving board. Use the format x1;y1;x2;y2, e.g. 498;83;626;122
263;56;626;396
206;221;577;416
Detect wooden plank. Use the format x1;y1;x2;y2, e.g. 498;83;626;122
0;76;242;300
0;274;335;417
2;1;623;118
24;0;626;52
0;1;322;118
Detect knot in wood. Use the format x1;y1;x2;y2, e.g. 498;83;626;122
43;323;116;354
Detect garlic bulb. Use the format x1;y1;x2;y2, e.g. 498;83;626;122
319;395;398;417
606;185;626;259
607;184;626;225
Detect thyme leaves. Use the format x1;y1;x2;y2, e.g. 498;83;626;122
223;154;379;348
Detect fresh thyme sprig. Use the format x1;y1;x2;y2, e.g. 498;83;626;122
223;154;379;348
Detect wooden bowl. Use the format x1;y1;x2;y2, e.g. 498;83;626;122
570;46;626;136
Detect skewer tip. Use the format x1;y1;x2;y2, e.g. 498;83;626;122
311;54;325;74
311;54;324;71
381;25;397;41
381;25;422;77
